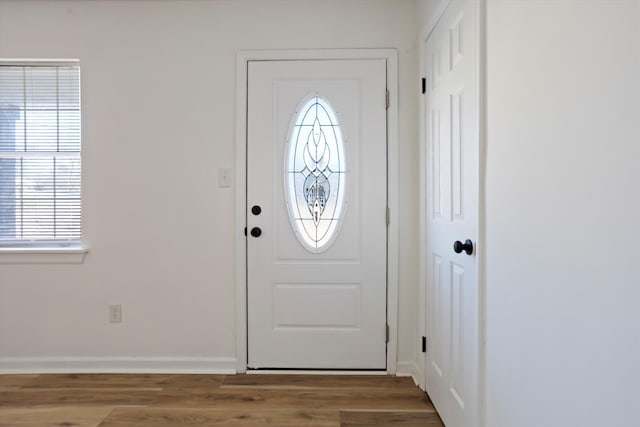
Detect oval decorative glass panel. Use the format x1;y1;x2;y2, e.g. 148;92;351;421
285;96;346;253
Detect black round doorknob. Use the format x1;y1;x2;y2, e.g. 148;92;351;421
250;227;262;238
453;239;473;255
251;205;262;215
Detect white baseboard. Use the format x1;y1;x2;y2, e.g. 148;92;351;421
396;360;420;386
247;370;388;375
0;356;237;374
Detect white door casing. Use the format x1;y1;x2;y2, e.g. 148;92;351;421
424;1;480;426
246;59;388;369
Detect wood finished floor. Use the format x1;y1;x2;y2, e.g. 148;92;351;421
0;374;444;426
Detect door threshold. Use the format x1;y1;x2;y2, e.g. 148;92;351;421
246;369;388;375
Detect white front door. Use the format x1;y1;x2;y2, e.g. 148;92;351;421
247;59;388;369
424;1;480;426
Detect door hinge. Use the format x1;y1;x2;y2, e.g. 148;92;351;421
386;324;390;343
386;207;390;226
421;77;426;94
385;89;390;110
422;336;427;353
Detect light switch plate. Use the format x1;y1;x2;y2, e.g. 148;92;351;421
218;168;232;188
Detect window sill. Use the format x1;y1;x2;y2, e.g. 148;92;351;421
0;246;88;264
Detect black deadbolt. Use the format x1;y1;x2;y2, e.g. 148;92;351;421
251;205;262;215
250;227;262;238
453;239;474;255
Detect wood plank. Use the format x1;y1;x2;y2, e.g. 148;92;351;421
0;389;157;407
340;409;444;426
0;375;39;391
222;374;416;389
159;374;225;391
0;406;113;427
152;388;430;410
21;374;172;389
97;407;339;426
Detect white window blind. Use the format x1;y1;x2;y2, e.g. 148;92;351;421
0;64;81;246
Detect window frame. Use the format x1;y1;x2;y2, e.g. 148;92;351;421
284;94;348;253
0;59;87;263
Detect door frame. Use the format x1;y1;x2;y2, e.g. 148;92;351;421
418;0;486;425
235;49;399;374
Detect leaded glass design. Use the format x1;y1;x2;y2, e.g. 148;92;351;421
285;96;346;252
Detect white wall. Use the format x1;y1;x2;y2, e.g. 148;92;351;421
485;1;640;426
0;0;420;372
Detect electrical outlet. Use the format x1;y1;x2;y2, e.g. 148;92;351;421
109;304;122;323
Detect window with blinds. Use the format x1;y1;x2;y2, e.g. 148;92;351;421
0;64;81;247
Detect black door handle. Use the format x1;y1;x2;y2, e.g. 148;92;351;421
250;227;262;238
453;239;473;255
251;205;262;215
